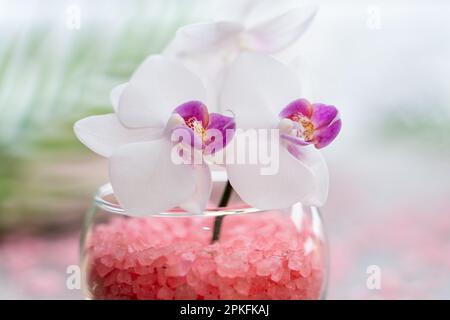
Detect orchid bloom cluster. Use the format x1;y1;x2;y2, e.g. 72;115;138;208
74;0;341;216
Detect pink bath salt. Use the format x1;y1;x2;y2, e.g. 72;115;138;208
156;286;175;300
152;256;167;269
252;237;272;251
112;246;127;261
135;287;157;300
133;263;153;275
270;264;286;283
185;271;200;287
285;277;297;290
103;270;120;287
116;283;133;296
216;274;235;290
194;255;216;271
270;241;291;254
205;271;220;287
116;270;133;285
215;251;249;278
135;273;156;285
249;276;270;294
181;251;196;262
255;256;282;277
156;269;167;286
165;259;192;277
299;259;312;278
294;276;309;291
248;250;264;263
220;284;241;300
166;276;186;288
233;277;251;296
85;212;325;300
136;250;153;266
267;283;291;300
95;260;113;277
186;272;209;296
277;269;293;285
288;254;304;271
203;285;220;300
123;253;138;269
174;284;198;300
100;255;115;268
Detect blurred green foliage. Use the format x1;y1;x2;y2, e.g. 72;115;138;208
380;106;450;153
0;0;194;232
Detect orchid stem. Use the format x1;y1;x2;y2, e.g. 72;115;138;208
211;181;233;243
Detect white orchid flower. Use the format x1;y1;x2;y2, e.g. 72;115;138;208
220;53;341;210
162;0;318;110
165;0;317;57
74;55;236;216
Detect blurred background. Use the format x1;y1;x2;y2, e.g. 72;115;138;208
0;0;449;299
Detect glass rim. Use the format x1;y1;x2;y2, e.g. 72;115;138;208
94;183;271;217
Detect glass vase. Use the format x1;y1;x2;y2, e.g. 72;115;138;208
80;181;328;300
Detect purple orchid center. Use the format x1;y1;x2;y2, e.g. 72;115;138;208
279;99;341;149
172;101;236;154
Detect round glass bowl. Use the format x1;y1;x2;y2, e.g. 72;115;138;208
80;183;328;300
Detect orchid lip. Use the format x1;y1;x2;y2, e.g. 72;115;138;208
279;99;341;149
171;101;236;154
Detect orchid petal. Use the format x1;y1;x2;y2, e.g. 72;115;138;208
245;5;318;53
204;113;236;154
74;114;163;158
311;103;338;129
220;53;300;129
174;100;209;127
171;125;203;151
164;22;243;55
110;83;128;113
118;55;206;129
280;133;310;146
314;119;342;149
285;143;329;206
179;164;212;214
279;99;313;119
163;22;243;107
109;139;196;216
226;134;328;209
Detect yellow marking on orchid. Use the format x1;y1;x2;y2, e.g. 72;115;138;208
289;114;315;142
186;117;207;142
299;118;314;141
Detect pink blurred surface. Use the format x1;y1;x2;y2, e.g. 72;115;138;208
1;199;449;299
0;232;81;299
